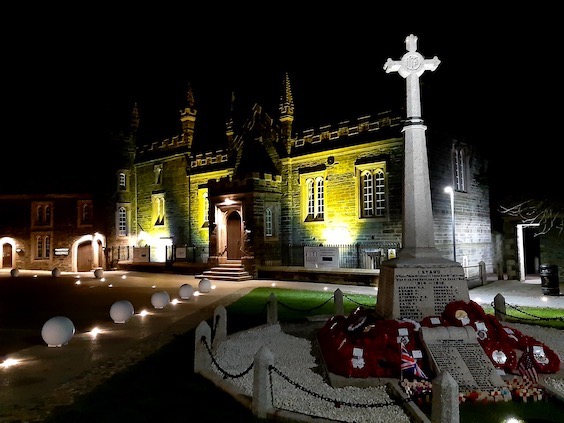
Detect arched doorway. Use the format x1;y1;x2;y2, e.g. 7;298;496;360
227;211;242;259
2;243;13;268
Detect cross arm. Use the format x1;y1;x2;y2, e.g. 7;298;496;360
383;58;401;73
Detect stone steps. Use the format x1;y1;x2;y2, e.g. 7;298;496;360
196;261;253;281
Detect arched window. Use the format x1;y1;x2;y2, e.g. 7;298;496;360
119;172;126;190
360;166;386;217
305;176;325;221
265;207;273;237
82;204;91;224
454;148;467;192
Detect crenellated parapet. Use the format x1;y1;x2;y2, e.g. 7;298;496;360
191;150;230;168
293;112;402;149
136;133;190;157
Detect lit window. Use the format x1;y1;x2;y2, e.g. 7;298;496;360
359;165;386;218
119;172;126;190
304;176;324;221
453;147;467;192
118;207;127;236
203;192;209;223
33;202;53;227
153;195;165;226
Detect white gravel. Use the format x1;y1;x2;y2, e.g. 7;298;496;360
210;321;564;422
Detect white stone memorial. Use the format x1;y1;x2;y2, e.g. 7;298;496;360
376;34;469;320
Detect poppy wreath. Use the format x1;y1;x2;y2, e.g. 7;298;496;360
442;300;487;326
517;339;560;374
480;339;518;372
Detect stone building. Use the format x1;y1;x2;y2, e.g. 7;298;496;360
109;74;495;280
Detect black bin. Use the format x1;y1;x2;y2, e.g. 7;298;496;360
540;264;560;296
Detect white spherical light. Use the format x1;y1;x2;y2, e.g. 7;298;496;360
151;291;170;309
52;268;61;277
198;278;211;293
110;300;135;323
10;268;19;277
179;283;194;299
94;268;104;279
41;316;75;347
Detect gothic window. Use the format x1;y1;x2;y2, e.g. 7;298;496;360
453;147;467;192
152;195;165;226
265;207;273;237
118;206;128;237
32;202;53;227
119;172;126;190
154;164;163;185
358;164;387;218
202;191;209;226
78;201;92;226
35;235;50;259
304;176;325;221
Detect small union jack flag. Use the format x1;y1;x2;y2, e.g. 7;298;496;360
401;345;427;379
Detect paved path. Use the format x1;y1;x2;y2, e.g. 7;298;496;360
0;269;561;421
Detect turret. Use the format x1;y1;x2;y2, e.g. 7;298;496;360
279;72;294;153
180;82;197;150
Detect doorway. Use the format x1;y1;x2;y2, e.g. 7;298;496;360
226;211;242;259
2;243;12;268
77;242;93;271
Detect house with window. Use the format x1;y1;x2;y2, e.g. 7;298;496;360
0;194;105;272
110;74;495;280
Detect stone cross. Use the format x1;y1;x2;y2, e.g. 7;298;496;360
384;34;441;258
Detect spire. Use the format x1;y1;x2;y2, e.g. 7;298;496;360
279;72;294;152
180;82;197;150
130;102;140;133
226;91;235;147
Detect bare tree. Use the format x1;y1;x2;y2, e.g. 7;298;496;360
500;199;564;236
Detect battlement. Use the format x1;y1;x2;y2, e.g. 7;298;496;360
137;133;189;156
294;113;401;148
191;150;229;168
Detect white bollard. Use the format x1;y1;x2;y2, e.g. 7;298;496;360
267;293;278;324
110;300;135;323
41;316;75;347
334;288;344;316
212;305;227;351
179;283;194;299
151;291;170;309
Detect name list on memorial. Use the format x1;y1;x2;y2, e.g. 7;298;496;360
395;268;467;320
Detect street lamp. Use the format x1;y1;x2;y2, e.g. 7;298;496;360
444;186;456;262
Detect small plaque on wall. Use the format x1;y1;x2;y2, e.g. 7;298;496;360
54;248;69;256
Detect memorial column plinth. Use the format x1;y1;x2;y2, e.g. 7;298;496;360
377;34;469;319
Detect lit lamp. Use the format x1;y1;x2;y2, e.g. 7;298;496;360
444;186;456;262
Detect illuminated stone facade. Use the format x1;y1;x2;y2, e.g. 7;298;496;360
122;75;494;277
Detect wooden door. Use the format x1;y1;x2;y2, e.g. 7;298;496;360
226;212;242;259
77;242;92;271
2;244;12;268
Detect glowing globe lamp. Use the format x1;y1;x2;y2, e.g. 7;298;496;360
52;268;61;277
151;291;170;309
198;278;211;293
179;283;194;299
10;268;19;277
110;300;135;323
94;268;104;279
41;316;75;347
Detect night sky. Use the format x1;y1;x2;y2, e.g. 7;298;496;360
3;8;559;202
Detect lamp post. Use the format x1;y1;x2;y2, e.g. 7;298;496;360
444;186;456;262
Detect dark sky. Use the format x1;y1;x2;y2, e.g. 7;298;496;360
3;8;559;201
